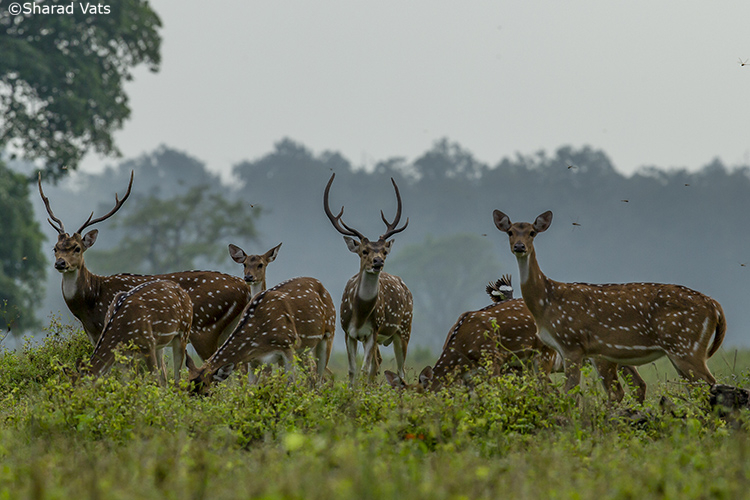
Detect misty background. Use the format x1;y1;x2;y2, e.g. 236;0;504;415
23;139;750;354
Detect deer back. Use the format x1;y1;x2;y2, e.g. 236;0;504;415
195;277;336;384
86;280;192;377
431;298;558;389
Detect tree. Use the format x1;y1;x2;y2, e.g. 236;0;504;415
387;233;503;350
0;160;45;333
87;187;261;275
0;0;161;180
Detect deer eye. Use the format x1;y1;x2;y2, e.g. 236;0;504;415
74;247;81;253
530;231;536;237
361;250;369;256
258;263;264;268
506;231;513;237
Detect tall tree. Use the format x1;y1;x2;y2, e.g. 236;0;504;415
0;160;45;333
0;0;161;180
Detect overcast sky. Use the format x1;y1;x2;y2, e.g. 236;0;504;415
82;1;750;178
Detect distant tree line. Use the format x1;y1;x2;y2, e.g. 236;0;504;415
12;138;744;351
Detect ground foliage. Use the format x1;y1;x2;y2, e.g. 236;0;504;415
0;323;748;499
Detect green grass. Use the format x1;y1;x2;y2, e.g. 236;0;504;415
0;322;749;499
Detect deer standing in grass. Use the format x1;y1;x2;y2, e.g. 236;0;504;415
80;280;192;384
324;173;413;384
386;275;646;401
38;172;251;361
228;243;282;298
493;209;725;399
186;277;336;394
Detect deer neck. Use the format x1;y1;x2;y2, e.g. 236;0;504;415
515;250;551;317
356;269;381;303
250;280;265;298
61;263;97;303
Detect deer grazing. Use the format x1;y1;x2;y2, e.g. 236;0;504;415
493;209;726;399
38;172;252;361
387;275;646;402
386;274;560;392
79;280;192;384
186;277;336;394
228;243;282;298
323;173;413;384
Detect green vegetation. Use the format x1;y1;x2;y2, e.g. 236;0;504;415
0;322;748;499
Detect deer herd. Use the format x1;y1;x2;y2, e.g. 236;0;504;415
38;171;728;405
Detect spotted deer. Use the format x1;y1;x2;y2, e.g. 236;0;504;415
493;209;726;399
387;275;646;401
38;172;251;360
80;280;192;384
323;173;413;384
186;277;336;394
228;243;282;298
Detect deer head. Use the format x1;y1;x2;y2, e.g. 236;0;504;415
38;171;134;274
228;242;281;296
323;173;408;275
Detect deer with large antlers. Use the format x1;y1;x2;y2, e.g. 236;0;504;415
186;277;336;394
493;209;726;399
386;275;646;401
79;280;192;384
38;172;251;360
324;173;413;384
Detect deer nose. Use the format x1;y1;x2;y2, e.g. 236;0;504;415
372;257;384;270
54;259;67;270
244;275;256;283
513;242;527;254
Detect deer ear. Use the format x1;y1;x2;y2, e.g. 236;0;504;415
228;244;247;264
384;370;403;389
344;236;360;253
266;243;282;263
533;211;553;233
82;230;98;249
419;366;434;389
493;210;511;232
384;239;394;253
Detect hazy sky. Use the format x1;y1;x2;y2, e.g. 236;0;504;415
82;1;750;178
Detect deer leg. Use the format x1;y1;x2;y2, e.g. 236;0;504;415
392;335;407;381
619;365;647;404
562;352;584;396
668;355;716;385
592;359;625;403
361;335;379;382
346;335;359;385
281;349;296;381
145;348;166;386
171;336;186;384
313;340;328;380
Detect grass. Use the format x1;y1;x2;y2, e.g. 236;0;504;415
0;321;748;499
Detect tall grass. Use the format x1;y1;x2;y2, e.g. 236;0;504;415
0;323;748;499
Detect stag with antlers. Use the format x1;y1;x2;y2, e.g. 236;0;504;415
324;173;413;384
493;210;725;399
38;172;251;360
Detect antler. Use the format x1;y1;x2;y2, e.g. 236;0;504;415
379;177;409;241
323;173;367;240
76;171;134;235
37;172;66;235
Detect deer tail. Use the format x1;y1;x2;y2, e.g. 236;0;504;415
707;300;726;358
